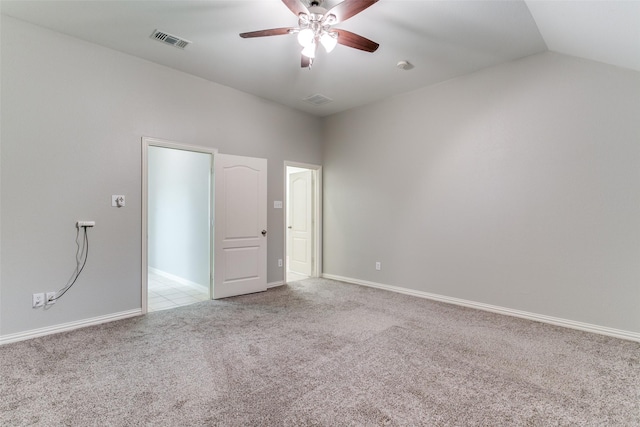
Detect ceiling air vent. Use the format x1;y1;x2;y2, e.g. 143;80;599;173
303;93;333;106
150;29;191;49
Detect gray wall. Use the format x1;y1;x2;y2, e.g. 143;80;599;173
2;15;639;339
148;146;210;287
0;16;322;336
323;52;640;334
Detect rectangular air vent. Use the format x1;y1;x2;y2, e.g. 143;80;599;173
150;29;191;49
303;93;333;106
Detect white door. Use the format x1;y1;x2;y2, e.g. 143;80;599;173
288;170;313;276
213;154;267;299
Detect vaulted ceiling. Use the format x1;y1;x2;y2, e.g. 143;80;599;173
2;1;638;116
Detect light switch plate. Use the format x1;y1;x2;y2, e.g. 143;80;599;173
112;195;125;207
274;201;283;209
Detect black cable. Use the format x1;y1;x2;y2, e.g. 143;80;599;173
51;226;90;301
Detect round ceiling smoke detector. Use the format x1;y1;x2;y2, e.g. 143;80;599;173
396;60;414;70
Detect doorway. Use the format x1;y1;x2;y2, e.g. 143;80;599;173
142;138;270;312
142;138;216;313
285;162;322;283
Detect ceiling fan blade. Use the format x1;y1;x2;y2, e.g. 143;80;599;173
239;28;295;38
282;0;309;17
334;29;379;52
301;55;311;68
323;0;379;24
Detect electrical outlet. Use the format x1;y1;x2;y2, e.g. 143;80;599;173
278;259;283;267
45;292;56;305
32;293;45;308
375;262;381;271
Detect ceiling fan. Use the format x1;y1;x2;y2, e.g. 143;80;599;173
240;0;380;69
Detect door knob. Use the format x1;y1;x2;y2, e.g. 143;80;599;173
261;230;267;236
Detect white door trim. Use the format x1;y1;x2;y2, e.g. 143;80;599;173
141;137;218;314
284;161;322;280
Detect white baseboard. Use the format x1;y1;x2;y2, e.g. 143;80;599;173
322;273;640;343
149;267;209;293
267;280;284;289
0;309;142;345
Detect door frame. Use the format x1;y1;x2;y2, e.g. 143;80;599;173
284;161;322;280
141;137;217;314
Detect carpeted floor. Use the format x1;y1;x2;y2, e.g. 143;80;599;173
1;278;639;426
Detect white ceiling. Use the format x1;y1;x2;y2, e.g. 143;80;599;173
2;0;639;116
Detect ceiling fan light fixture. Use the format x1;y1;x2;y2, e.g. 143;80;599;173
298;13;310;25
297;28;315;47
302;42;317;59
320;31;338;53
323;13;337;26
239;0;380;68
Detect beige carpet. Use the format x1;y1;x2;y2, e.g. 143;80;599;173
1;278;639;426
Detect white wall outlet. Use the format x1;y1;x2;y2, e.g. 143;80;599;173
32;293;45;308
274;201;283;209
375;262;381;271
77;220;95;228
278;259;283;267
111;195;125;207
45;292;56;305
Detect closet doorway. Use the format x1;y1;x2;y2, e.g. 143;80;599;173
285;162;322;283
142;138;215;312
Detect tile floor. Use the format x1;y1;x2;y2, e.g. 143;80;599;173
148;272;210;312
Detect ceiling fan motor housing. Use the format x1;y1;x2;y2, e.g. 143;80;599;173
299;6;329;24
